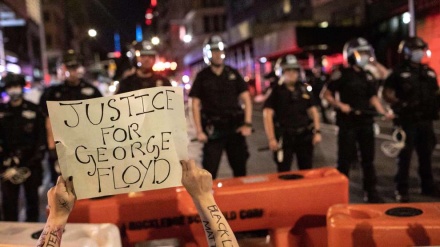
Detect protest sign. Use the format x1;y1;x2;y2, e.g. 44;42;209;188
47;87;188;199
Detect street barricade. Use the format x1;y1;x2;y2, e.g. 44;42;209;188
180;167;349;247
327;203;440;247
67;167;348;246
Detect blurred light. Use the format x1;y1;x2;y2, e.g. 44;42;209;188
217;182;223;188
427;49;432;58
218;42;224;50
107;51;121;58
5;55;18;63
6;63;21;74
183;34;192;43
283;0;291;14
145;19;152;25
307;85;313;92
145;13;154;19
259;57;267;63
88;29;97;38
151;0;157;7
184;84;191;90
164;62;170;68
182;75;190;83
137;62;142;67
109;85;116;93
319;22;329;28
402;12;411;24
170;62;177;70
151;36;160;45
153;62;165;71
136;25;143;42
221;54;225;59
126;51;132;58
244;76;250;82
171;80;178;87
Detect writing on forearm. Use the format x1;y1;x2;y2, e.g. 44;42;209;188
203;220;216;247
207;205;234;246
36;226;64;247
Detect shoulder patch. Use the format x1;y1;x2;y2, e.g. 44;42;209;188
400;72;411;78
330;70;341;81
81;87;94;96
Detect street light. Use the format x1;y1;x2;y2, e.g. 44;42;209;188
183;34;192;43
88;29;97;38
402;12;411;24
151;36;160;45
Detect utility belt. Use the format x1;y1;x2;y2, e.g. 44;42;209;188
201;110;244;139
280;123;314;136
201;110;244;129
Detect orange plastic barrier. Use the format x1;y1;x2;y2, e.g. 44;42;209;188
68;195;119;224
327;203;440;247
179;167;349;247
117;188;196;247
67;167;347;246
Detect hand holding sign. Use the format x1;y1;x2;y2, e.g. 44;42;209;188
47;87;188;199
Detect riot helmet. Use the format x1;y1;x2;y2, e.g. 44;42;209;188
398;37;429;63
203;35;226;66
343;38;375;68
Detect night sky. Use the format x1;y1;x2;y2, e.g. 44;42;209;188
85;0;153;54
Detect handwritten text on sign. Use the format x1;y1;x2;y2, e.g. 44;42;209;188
47;87;188;199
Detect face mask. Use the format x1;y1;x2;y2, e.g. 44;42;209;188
410;49;425;63
356;54;370;68
6;88;22;101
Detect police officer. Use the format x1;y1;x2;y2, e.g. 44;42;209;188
39;50;102;184
0;73;46;221
116;40;171;94
263;55;322;171
383;37;440;202
322;38;393;203
189;35;252;179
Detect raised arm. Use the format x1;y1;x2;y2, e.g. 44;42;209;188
181;160;239;247
36;176;76;247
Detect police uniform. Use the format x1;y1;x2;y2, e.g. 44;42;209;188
116;73;171;94
384;62;439;197
39;79;102;183
264;83;317;171
310;72;329;123
0;100;46;221
189;65;249;178
327;67;379;194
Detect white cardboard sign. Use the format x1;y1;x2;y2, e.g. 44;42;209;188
47;87;188;199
